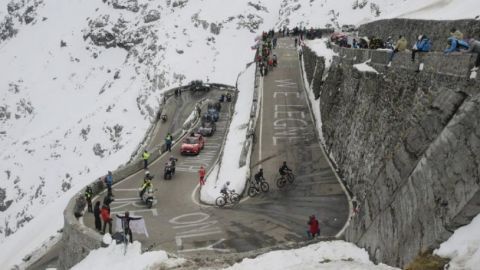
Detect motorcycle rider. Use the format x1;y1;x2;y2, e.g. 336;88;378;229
140;172;152;198
272;54;278;66
279;161;291;177
144;170;154;181
169;156;178;175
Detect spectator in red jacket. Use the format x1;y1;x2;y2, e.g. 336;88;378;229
199;166;206;185
307;215;320;239
100;204;112;234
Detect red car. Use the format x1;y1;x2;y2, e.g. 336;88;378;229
180;134;205;155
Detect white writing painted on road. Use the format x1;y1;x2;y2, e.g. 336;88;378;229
169;212;229;253
109;198;159;215
272;85;310;145
273;92;300;98
275;79;298;88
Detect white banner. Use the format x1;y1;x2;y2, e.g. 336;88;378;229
115;216;149;238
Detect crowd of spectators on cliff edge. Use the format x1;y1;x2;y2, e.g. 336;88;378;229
330;27;480;68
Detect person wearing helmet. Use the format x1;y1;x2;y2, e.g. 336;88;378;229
144;170;153;181
220;181;230;198
254;168;264;184
116;211;142;243
140;175;152;199
169;156;178;175
279;161;291;176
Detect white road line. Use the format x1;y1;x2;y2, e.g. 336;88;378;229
258;75;264;168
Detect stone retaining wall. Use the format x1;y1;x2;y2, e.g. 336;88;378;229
303;38;480;267
58;84;236;270
358;18;480;52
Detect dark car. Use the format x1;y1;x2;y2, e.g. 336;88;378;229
197;120;216;136
190;80;210;92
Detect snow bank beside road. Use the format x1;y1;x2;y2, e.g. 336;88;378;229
200;64;256;204
435;213;480;270
224;240;399;270
71;238;185;270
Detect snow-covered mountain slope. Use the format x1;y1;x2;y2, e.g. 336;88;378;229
0;0;479;268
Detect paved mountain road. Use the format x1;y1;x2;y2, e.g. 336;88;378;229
30;37;349;270
82;38;349;258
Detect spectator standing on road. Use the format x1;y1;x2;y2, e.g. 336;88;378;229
93;201;102;231
104;171;113;197
297;45;303;60
103;193;114;207
259;61;265;76
199;165;206;185
84;186;93;213
101;204;112;234
273;37;277;49
294;37;298;48
463;38;480;68
142;150;150;169
411;34;431;61
165;133;173;152
307;215;320;239
116;211;142;243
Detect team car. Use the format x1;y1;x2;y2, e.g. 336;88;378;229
180;133;205;155
197;119;216;136
204;102;220;122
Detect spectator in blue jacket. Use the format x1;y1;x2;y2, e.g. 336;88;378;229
411;35;431;61
444;37;469;54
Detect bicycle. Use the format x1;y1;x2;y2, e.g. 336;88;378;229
276;171;295;188
215;189;240;207
248;177;269;197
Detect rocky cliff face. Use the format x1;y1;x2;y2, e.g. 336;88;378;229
303;34;480;266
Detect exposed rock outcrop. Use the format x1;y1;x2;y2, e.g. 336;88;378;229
303;23;480;267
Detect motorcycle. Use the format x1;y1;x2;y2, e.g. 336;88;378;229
140;187;155;208
164;162;174;180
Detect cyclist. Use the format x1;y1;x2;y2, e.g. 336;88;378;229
220;181;231;198
254;168;264;184
116;211;142;243
279;161;292;177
